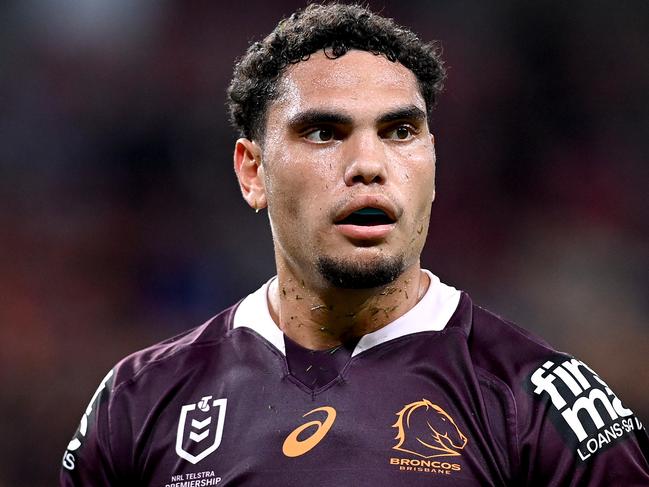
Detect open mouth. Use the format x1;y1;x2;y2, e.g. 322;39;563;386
336;207;395;226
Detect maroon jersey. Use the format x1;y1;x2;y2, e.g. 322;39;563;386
61;272;649;486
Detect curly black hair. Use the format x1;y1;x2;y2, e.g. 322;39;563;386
227;3;446;141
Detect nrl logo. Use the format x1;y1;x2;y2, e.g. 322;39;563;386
392;399;468;458
176;396;228;464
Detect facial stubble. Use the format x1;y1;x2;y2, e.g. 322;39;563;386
316;253;405;289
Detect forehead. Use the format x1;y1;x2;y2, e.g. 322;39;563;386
270;50;425;121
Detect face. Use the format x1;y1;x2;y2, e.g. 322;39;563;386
243;50;436;289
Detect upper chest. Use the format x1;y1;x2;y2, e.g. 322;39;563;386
122;332;511;486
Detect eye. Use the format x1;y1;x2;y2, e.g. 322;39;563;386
304;127;335;143
384;124;416;141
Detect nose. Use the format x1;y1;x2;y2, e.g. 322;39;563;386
343;132;388;186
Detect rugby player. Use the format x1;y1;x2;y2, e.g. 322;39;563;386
61;3;649;485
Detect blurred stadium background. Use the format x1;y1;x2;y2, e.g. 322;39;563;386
1;1;647;484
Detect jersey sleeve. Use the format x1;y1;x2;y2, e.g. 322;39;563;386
520;354;649;486
60;369;122;486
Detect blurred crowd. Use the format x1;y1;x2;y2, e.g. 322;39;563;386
1;1;647;485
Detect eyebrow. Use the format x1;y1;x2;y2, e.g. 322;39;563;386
286;104;427;131
287;110;353;130
377;105;427;125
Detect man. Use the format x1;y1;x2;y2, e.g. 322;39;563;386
61;4;649;486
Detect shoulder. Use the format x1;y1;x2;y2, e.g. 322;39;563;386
110;303;239;394
445;291;562;386
462;298;565;440
60;303;241;481
459;293;649;483
467;299;561;379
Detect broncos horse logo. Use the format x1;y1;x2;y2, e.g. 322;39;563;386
392;399;468;458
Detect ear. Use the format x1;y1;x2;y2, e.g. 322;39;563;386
233;138;267;211
429;132;436;202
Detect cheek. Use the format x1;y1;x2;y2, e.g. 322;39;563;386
276;193;299;222
265;173;300;222
265;166;319;228
265;145;340;218
401;153;435;204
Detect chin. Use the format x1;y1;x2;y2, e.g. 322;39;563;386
316;254;405;289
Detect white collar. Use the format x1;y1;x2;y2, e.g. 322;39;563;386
232;269;460;357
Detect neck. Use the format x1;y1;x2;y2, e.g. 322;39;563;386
267;263;429;350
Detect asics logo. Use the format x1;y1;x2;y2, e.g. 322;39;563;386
282;406;337;457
